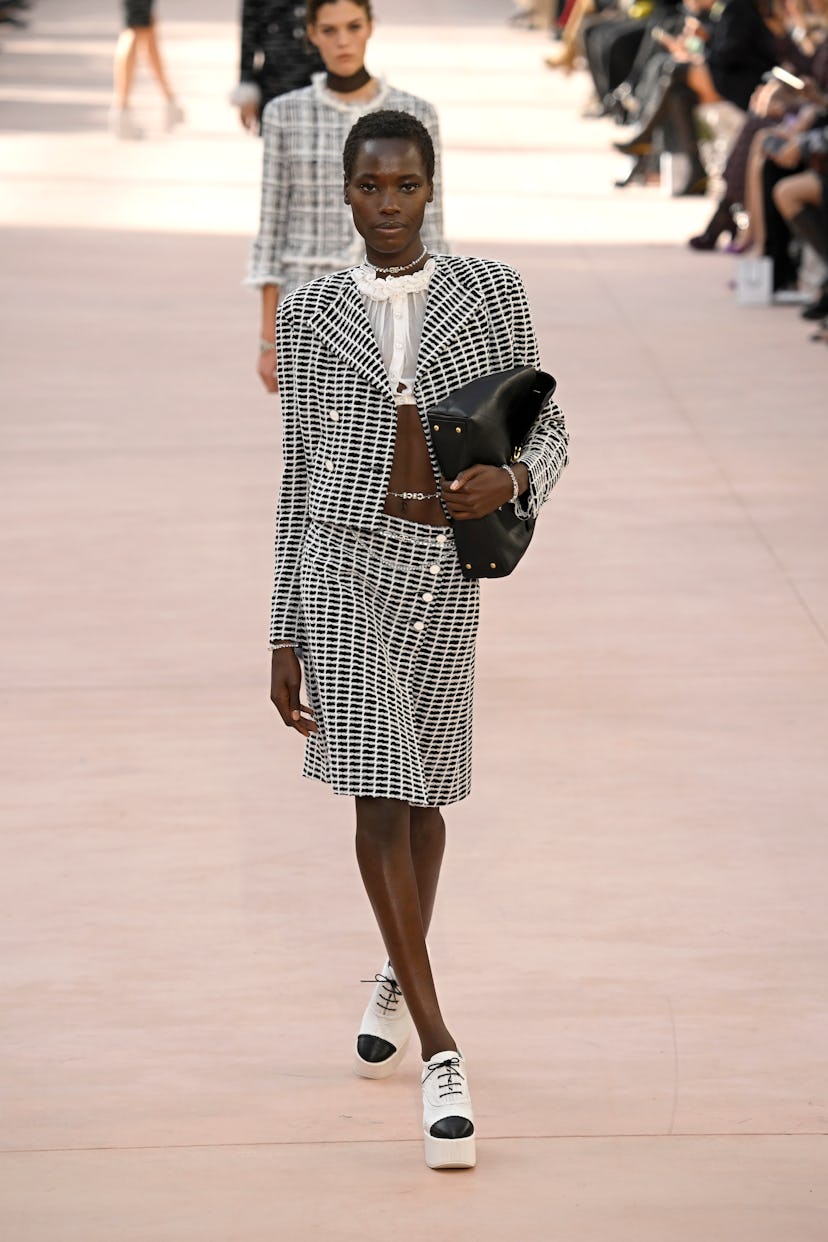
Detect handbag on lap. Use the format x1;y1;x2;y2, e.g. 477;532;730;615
428;365;556;581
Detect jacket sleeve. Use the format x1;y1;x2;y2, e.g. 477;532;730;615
418;101;450;256
507;269;569;520
230;0;263;106
246;99;290;288
268;301;308;647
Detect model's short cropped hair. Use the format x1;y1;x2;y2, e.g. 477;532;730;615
343;109;435;182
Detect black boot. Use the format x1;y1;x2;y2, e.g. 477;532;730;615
661;84;707;196
788;206;828;263
689;200;737;250
801;283;828;321
613;61;680;156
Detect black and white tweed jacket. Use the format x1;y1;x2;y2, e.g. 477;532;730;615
270;254;569;645
247;75;448;294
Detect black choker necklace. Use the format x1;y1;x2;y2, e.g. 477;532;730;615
326;66;371;94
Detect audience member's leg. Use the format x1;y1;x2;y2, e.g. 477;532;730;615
773;170;825;255
763;158;805;290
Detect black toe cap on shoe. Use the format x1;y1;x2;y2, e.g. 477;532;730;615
356;1034;396;1064
429;1116;475;1139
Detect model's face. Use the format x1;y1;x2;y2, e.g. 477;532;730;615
308;1;373;77
344;139;433;269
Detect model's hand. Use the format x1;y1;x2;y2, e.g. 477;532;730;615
270;649;318;736
441;465;516;521
239;101;259;132
258;344;279;393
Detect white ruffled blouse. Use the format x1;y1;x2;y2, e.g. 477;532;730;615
351;258;436;406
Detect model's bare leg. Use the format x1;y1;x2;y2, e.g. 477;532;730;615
113;27;139;110
136;22;175;100
355;797;455;1060
409;806;445;935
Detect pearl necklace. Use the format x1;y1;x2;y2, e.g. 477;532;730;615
366;246;428;277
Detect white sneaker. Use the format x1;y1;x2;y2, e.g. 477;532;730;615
110;108;144;140
421;1050;476;1169
353;961;412;1079
164;99;185;131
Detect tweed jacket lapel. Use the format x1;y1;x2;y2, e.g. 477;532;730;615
416;259;484;381
311;275;390;396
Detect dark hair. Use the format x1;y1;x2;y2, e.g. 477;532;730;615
306;0;373;23
343;109;435;181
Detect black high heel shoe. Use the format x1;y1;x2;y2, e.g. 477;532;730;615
688;201;737;250
613;137;652;158
614;154;648;188
801;287;828;321
678;173;708;197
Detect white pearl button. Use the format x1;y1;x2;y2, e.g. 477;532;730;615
429;564;440;576
412;620;424;632
325;460;333;472
422;592;433;603
328;411;338;422
435;534;447;545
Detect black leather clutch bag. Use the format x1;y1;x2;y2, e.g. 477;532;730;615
428;366;557;580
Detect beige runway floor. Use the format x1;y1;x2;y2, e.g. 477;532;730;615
1;0;826;1237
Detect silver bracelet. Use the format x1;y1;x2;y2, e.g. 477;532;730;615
271;642;298;651
259;339;276;353
500;463;520;504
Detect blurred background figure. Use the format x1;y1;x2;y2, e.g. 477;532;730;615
231;0;324;134
612;0;777;194
247;0;448;394
111;1;185;140
0;0;30;28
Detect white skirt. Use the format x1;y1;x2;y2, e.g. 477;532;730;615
299;515;480;806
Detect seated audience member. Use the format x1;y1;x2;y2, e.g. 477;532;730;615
0;0;29;25
762;120;828;303
689;77;802;247
545;0;627;73
733;76;826;259
583;0;684;118
614;0;777;194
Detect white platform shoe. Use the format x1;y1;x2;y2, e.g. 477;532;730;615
110;108;144;140
353;962;412;1079
421;1050;476;1169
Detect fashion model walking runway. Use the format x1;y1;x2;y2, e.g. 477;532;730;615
268;108;568;1169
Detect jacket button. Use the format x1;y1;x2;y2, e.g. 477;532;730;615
325;460;334;472
412;620;424;632
328;411;338;422
422;592;433;603
435;534;447;545
429;565;440;576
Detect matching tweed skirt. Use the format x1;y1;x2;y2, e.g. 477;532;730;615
299;515;480;807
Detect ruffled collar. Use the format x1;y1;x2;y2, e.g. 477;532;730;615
351;257;437;301
311;72;389;113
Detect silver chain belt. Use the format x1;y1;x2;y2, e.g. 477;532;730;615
387;489;440;502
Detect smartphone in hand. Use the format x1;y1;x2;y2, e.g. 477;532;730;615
762;133;789;156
